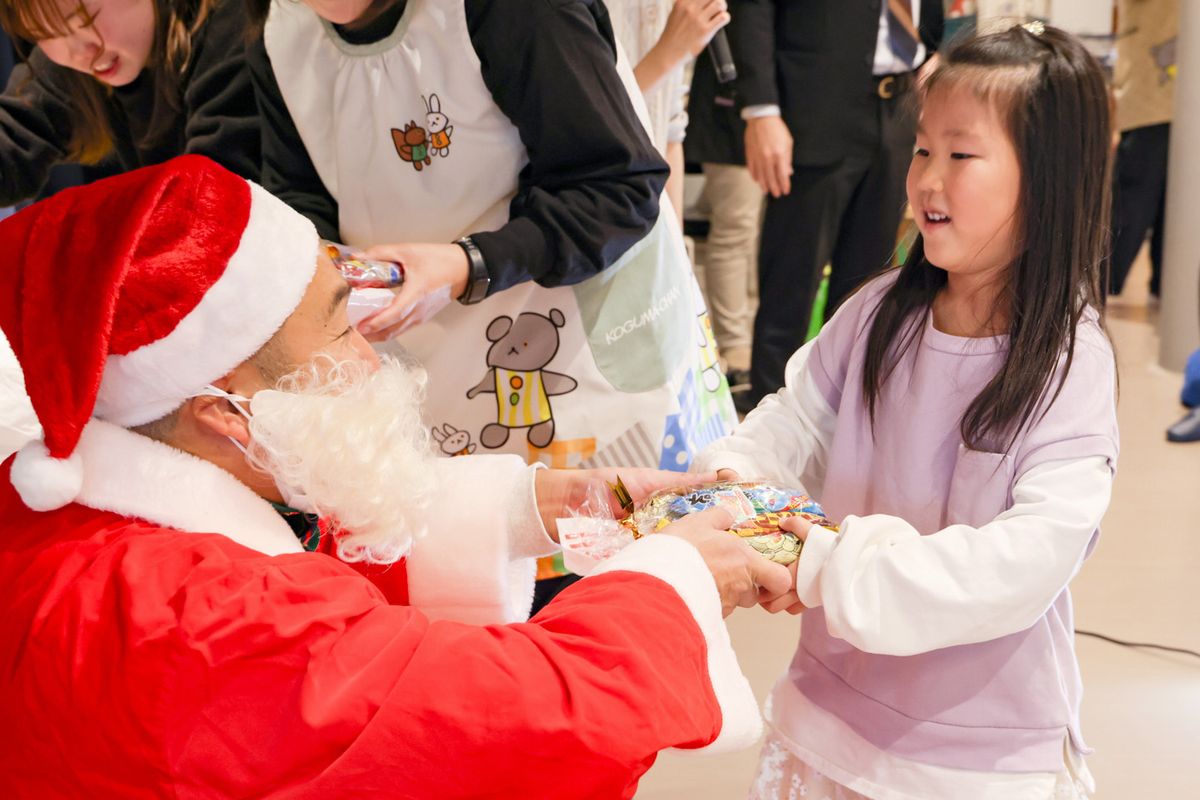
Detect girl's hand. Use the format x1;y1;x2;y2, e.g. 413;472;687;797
760;559;806;615
635;0;730;93
779;514;814;542
716;468;742;482
658;0;731;62
355;243;470;341
760;515;819;615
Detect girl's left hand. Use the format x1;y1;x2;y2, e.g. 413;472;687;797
760;515;815;615
760;559;805;615
355;243;471;341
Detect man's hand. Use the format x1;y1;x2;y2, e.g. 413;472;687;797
745;115;793;198
534;467;717;544
355;243;469;341
665;508;794;617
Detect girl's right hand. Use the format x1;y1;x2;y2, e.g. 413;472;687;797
657;0;731;63
716;468;742;482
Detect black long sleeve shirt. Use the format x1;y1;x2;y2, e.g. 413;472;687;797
247;0;669;296
0;0;261;205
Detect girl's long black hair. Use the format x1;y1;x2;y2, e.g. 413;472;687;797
862;24;1113;452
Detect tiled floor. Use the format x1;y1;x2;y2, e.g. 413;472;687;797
637;255;1200;798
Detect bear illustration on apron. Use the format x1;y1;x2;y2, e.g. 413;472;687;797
264;0;735;479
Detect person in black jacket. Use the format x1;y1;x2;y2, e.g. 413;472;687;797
0;0;260;205
706;0;943;409
245;0;672;337
246;0;740;611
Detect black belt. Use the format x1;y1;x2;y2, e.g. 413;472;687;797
875;71;916;100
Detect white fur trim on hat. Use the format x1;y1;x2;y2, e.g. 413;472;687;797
11;438;84;511
94;182;319;427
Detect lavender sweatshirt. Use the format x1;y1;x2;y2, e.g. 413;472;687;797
700;272;1118;777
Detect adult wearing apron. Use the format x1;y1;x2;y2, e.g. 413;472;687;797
248;0;734;487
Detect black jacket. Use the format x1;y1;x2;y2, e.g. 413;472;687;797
686;0;944;167
0;0;260;205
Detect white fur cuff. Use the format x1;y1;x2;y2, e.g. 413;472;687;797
406;455;549;625
589;535;763;754
794;524;838;609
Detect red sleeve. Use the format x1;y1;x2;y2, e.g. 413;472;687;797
161;549;727;798
313;520;410;605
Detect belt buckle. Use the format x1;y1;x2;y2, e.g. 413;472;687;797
877;75;896;100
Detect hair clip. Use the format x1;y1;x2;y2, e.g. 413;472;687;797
1021;20;1046;36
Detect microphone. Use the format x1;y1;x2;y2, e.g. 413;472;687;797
707;29;737;83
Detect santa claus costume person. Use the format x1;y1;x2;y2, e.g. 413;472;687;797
0;156;791;797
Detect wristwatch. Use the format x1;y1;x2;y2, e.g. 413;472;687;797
455;236;490;305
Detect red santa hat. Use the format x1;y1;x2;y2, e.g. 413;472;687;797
0;155;318;511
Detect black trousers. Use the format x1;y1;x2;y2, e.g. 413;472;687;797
1110;123;1170;297
749;89;916;402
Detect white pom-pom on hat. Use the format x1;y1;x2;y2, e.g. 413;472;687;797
11;439;83;512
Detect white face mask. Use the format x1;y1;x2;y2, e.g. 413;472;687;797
193;385;317;514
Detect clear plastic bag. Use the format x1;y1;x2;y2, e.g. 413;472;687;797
556;478;636;576
323;241;405;289
557;477;837;573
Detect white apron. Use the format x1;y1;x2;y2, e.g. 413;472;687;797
265;0;735;473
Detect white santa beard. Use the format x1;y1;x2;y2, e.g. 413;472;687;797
247;355;436;564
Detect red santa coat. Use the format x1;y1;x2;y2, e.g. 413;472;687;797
0;421;760;798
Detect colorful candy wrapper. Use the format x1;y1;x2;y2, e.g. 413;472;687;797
323;241;405;289
612;478;837;565
557;478;837;572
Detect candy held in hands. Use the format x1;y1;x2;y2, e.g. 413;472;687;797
610;478;838;566
324;241;405;289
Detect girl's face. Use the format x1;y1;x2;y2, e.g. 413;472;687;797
35;0;155;87
907;84;1023;282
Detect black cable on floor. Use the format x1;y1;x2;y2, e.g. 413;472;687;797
1076;629;1200;660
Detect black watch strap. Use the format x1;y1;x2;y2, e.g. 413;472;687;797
455;236;490;305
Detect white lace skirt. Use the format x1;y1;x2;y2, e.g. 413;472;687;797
748;730;1093;800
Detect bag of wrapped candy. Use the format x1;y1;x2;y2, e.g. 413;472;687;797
557;477;837;573
323;241;405;289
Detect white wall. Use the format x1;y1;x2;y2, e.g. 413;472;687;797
1050;0;1115;36
977;0;1115;35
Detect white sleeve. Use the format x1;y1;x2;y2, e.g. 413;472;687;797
692;341;836;497
794;456;1113;656
741;104;782;119
405;455;558;625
